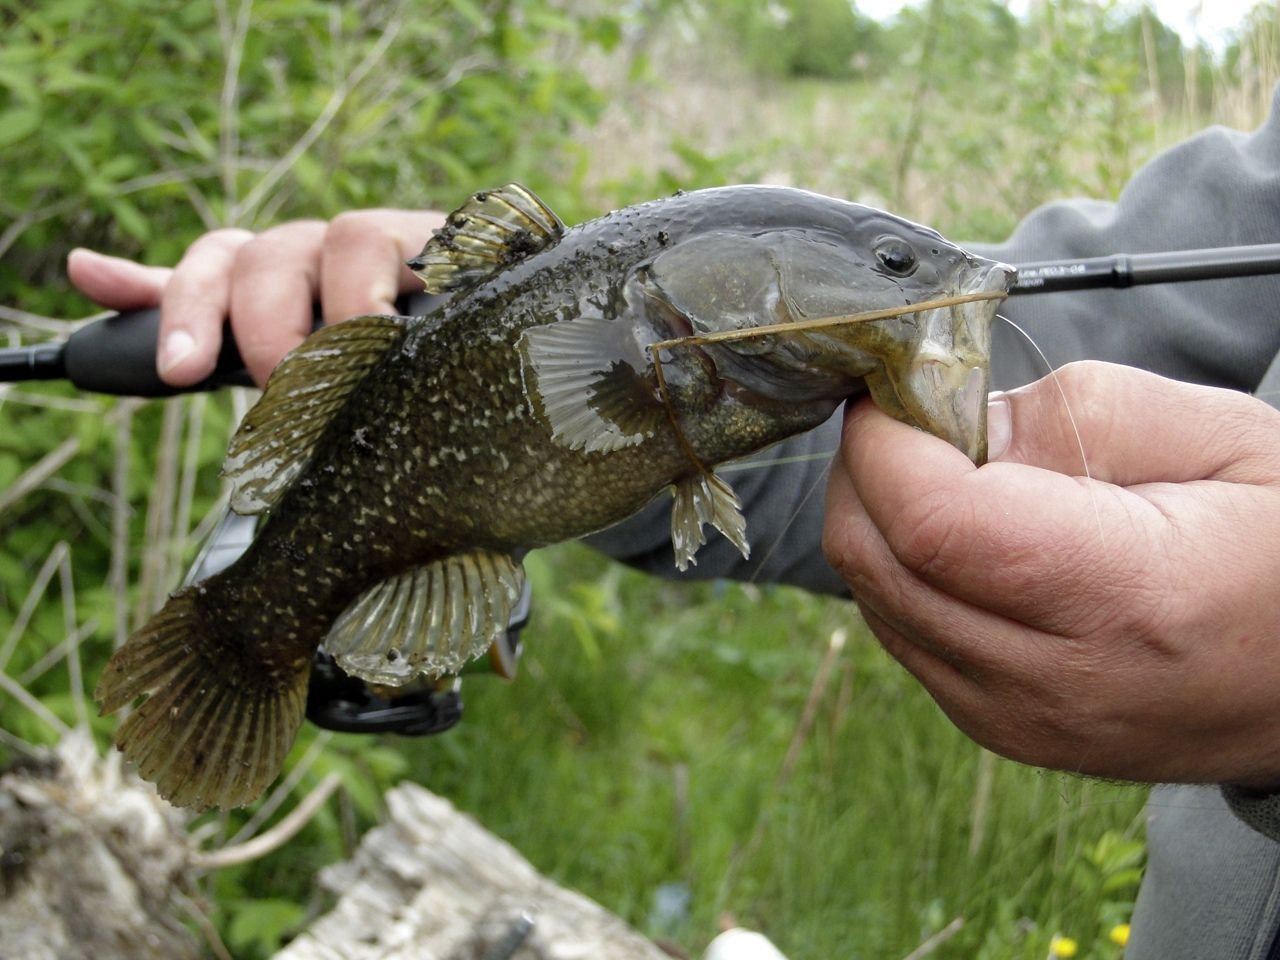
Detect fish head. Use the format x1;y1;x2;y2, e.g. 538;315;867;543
642;202;1015;463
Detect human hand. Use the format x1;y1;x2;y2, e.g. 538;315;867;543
823;360;1280;789
66;210;444;386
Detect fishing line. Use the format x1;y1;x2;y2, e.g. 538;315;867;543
995;313;1092;482
719;450;839;473
747;455;834;587
996;313;1105;547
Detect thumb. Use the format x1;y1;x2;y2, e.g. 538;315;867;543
989;360;1280;485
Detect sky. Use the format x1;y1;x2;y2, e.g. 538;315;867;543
856;0;1265;51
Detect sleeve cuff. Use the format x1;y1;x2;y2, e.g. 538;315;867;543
1221;784;1280;841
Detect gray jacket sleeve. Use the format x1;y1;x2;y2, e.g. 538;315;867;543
589;84;1280;596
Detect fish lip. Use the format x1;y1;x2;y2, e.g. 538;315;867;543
895;259;1014;464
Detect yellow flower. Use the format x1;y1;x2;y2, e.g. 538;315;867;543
1110;923;1132;947
1049;934;1079;958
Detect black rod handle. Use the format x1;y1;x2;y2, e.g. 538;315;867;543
62;309;255;396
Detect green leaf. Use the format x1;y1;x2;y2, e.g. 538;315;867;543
0;108;42;148
108;197;151;243
226;898;305;956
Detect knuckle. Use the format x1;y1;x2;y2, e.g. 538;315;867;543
186;227;255;259
326;209;390;245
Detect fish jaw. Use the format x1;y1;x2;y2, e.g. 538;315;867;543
867;260;1015;464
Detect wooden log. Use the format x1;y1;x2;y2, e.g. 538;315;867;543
0;731;198;960
0;731;673;959
276;782;672;960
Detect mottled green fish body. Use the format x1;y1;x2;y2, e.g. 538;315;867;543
96;184;1012;808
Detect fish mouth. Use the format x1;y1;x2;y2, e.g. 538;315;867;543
884;260;1015;464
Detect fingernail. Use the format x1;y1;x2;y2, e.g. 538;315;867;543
986;392;1011;460
158;330;196;375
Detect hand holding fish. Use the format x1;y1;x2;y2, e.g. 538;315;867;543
824;360;1280;789
67;210;444;385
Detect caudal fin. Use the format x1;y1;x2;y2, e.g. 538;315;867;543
95;585;310;810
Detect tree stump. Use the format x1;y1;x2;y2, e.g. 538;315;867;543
276;783;671;960
0;731;198;960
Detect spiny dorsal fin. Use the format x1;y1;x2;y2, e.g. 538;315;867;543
670;471;749;571
325;550;526;685
520;313;667;454
223;315;407;515
407;183;565;294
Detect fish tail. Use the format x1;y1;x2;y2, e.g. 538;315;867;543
95;582;310;810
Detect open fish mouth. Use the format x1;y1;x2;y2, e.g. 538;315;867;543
887;260;1016;464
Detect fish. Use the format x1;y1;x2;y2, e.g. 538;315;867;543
94;183;1014;809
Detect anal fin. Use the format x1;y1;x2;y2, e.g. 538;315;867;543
670;472;749;571
325;551;525;684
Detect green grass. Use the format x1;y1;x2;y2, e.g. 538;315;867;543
369;542;1147;959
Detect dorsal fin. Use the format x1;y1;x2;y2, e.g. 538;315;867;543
223;315;407;514
406;183;565;294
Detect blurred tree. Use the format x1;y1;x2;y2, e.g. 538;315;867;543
0;0;622;317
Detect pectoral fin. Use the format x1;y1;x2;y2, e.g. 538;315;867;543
325;550;525;685
520;314;668;454
670;472;749;571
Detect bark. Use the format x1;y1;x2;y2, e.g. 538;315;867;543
275;783;672;960
0;732;670;960
0;731;198;960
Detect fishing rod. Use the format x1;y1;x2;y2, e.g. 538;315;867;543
3;242;1277;736
1009;242;1280;295
4;243;1280;397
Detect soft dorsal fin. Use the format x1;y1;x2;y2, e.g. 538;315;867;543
324;550;526;684
407;183;565;294
223;315;407;514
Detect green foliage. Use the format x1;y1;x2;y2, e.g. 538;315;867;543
691;0;881;81
0;0;619;314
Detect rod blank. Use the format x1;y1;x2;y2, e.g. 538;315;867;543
1010;243;1280;295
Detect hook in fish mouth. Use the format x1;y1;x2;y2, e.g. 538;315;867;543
885;261;1016;464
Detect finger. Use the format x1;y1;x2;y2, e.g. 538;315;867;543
839;396;1162;638
158;228;255;386
823;441;1046;676
855;602;984;717
227;221;328;385
67;248;173;310
319;210;445;325
994;360;1280;485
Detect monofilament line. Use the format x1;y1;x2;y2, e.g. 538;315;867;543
996;312;1105;545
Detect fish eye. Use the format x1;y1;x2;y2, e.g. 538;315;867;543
873;236;918;277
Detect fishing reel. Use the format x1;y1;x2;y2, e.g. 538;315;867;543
184;500;531;739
